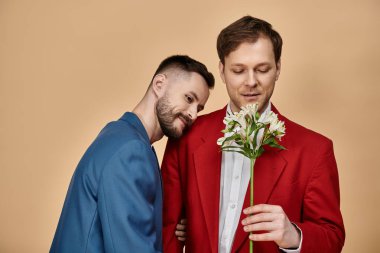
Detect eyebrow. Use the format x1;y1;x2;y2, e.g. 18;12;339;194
190;91;199;102
230;63;245;67
231;62;271;67
255;63;271;67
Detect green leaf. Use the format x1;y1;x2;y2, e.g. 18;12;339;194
256;146;265;157
223;135;238;143
263;136;274;145
255;112;260;121
252;127;262;148
221;145;241;151
236;140;244;146
222;149;249;157
248;121;256;137
268;142;286;150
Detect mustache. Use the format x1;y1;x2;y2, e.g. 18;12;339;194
178;113;192;127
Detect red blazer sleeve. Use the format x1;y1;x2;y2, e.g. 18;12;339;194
161;138;185;253
294;140;345;253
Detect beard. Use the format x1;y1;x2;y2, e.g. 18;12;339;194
156;95;192;139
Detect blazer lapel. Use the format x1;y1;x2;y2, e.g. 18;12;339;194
193;107;226;253
231;147;287;252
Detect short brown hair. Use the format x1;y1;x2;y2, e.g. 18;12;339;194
152;55;215;89
217;16;282;64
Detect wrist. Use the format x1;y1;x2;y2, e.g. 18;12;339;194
280;223;302;251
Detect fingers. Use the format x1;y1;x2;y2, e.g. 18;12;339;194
242;204;287;233
175;218;188;241
243;221;279;233
240;204;301;248
176;218;187;231
249;232;278;242
242;212;277;225
175;229;186;241
243;204;283;215
243;213;287;234
247;223;299;248
176;223;186;231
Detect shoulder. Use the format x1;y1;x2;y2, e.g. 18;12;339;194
164;107;226;154
103;139;156;173
78;120;153;173
89;118;148;152
280;114;333;153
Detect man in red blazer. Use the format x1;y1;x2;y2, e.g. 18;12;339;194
162;16;345;253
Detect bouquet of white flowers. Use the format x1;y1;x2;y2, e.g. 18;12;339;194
217;103;286;253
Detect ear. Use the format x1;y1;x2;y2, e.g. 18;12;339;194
151;74;167;98
275;59;281;81
219;61;226;84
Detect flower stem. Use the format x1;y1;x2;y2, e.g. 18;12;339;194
250;158;256;253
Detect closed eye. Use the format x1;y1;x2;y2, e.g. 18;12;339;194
256;66;271;73
257;69;269;73
232;69;244;74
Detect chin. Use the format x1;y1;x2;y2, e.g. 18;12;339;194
174;125;185;136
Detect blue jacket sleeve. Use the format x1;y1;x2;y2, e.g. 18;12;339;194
97;140;162;253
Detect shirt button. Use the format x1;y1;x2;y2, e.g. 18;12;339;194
234;175;239;180
231;204;236;209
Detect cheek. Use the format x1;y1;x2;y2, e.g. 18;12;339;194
258;74;276;89
171;106;182;115
225;74;243;89
174;103;189;114
226;83;240;96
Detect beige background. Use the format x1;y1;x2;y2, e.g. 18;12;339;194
1;0;379;252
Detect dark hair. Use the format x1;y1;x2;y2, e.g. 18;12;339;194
217;16;282;64
152;55;215;89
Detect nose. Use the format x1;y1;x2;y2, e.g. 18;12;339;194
246;70;257;87
187;106;198;122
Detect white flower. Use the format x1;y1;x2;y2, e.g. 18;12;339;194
241;104;259;123
235;112;247;129
217;131;235;146
259;111;278;125
269;119;286;138
241;103;259;115
218;103;285;158
217;136;225;146
224;111;246;130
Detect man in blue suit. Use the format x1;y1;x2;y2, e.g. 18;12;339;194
50;55;215;253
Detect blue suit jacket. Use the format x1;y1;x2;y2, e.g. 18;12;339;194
50;112;163;253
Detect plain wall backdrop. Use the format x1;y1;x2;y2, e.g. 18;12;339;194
1;0;379;252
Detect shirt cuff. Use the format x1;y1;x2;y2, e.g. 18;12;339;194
279;223;303;253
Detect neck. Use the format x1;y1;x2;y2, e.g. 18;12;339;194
133;92;163;144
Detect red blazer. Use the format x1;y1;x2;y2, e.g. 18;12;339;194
162;105;345;253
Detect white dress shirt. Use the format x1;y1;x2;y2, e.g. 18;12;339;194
218;103;302;253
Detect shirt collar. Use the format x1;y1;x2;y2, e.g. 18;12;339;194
226;102;271;119
119;112;150;145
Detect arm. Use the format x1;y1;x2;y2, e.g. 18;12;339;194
161;138;185;253
98;141;162;253
242;140;345;253
294;140;345;252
